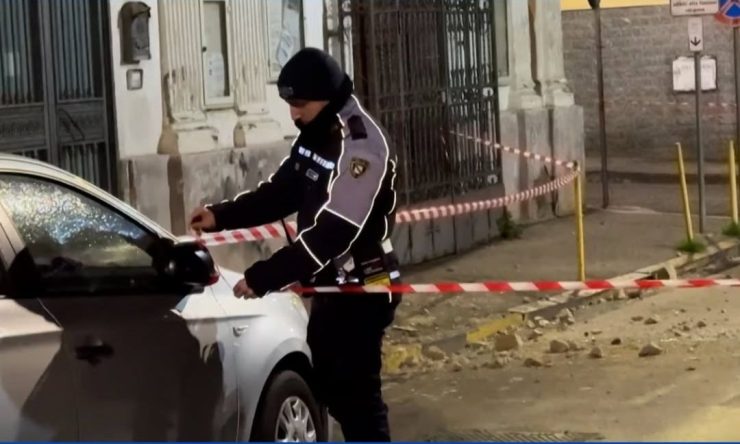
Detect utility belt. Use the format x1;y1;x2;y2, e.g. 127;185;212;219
306;239;402;306
334;239;401;286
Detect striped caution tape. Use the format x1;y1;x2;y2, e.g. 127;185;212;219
293;278;740;294
197;171;578;246
199;221;298;245
195;132;579;246
451;132;577;171
394;170;578;223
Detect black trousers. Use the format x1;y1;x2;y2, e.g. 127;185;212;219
307;292;399;442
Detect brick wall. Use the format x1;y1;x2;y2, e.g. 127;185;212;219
563;5;737;161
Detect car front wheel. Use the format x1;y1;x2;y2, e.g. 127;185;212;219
251;370;325;442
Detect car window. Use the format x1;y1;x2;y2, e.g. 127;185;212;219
0;174;160;293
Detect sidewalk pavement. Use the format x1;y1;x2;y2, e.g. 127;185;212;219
585;155;729;184
389;207;731;351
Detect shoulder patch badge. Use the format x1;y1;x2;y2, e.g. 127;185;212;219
350;158;370;178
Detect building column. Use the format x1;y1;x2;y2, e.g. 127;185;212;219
158;0;206;123
505;0;541;110
232;0;269;115
530;0;574;107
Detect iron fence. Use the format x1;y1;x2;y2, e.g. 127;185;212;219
338;0;501;205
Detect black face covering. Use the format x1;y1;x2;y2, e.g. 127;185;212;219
294;75;354;133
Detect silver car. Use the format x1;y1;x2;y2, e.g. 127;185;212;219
0;155;325;441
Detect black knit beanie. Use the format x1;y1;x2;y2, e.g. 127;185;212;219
277;48;351;102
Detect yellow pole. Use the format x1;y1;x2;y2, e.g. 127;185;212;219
575;165;586;281
677;142;694;242
730;140;738;225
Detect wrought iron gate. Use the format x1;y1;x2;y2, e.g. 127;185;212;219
336;0;501;205
0;0;117;192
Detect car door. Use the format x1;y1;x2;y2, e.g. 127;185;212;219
0;225;78;441
0;172;239;441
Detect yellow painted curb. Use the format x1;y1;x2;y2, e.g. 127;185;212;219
466;313;525;344
382;343;422;374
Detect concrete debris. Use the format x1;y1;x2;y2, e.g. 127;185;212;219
526;320;536;329
638;343;664;357
558;309;576;325
523;296;532;303
530;329;544;340
550;339;570;354
697;320;708;328
466;341;492;352
615;290;629;300
424;346;447;361
590;330;604;336
393;326;419;336
408;315;437;328
524;357;544;368
402;353;423;369
645;315;661;325
682;324;692;332
568;340;585;352
485;355;511;369
589;347;604;359
451;356;469;372
611;338;622;345
631;316;644;322
495;333;523;352
536;318;551;328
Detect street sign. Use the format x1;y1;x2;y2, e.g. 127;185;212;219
715;0;740;26
688;17;704;51
671;0;719;16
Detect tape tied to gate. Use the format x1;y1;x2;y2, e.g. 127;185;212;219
195;134;580;246
290;279;740;295
450;132;578;171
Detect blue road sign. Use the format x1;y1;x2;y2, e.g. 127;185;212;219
716;0;740;26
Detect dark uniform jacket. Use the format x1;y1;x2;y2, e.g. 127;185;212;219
206;95;400;296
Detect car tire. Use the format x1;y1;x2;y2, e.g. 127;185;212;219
251;370;326;442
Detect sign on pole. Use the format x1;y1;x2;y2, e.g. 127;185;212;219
688;17;704;51
715;0;740;26
671;0;719;16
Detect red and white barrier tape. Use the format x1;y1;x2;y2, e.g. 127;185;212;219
451;132;577;171
196;133;579;246
197;171;578;245
293;278;740;294
394;170;578;223
200;221;298;245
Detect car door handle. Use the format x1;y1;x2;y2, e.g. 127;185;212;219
75;341;114;365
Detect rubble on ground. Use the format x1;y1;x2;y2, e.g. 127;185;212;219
495;333;523;352
639;343;663;357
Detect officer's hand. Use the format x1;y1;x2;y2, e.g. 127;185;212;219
189;207;216;235
233;278;256;299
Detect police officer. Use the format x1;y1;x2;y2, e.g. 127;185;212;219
189;47;400;442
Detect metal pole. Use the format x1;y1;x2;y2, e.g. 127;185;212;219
574;164;586;281
735;28;740;154
695;51;706;233
677;143;695;243
595;5;609;208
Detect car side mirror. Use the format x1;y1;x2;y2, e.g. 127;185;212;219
160;240;219;288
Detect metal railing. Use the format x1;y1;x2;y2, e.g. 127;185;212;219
338;0;501;205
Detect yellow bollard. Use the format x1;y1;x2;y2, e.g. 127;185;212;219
677;142;695;243
730;140;738;225
574;165;586;282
